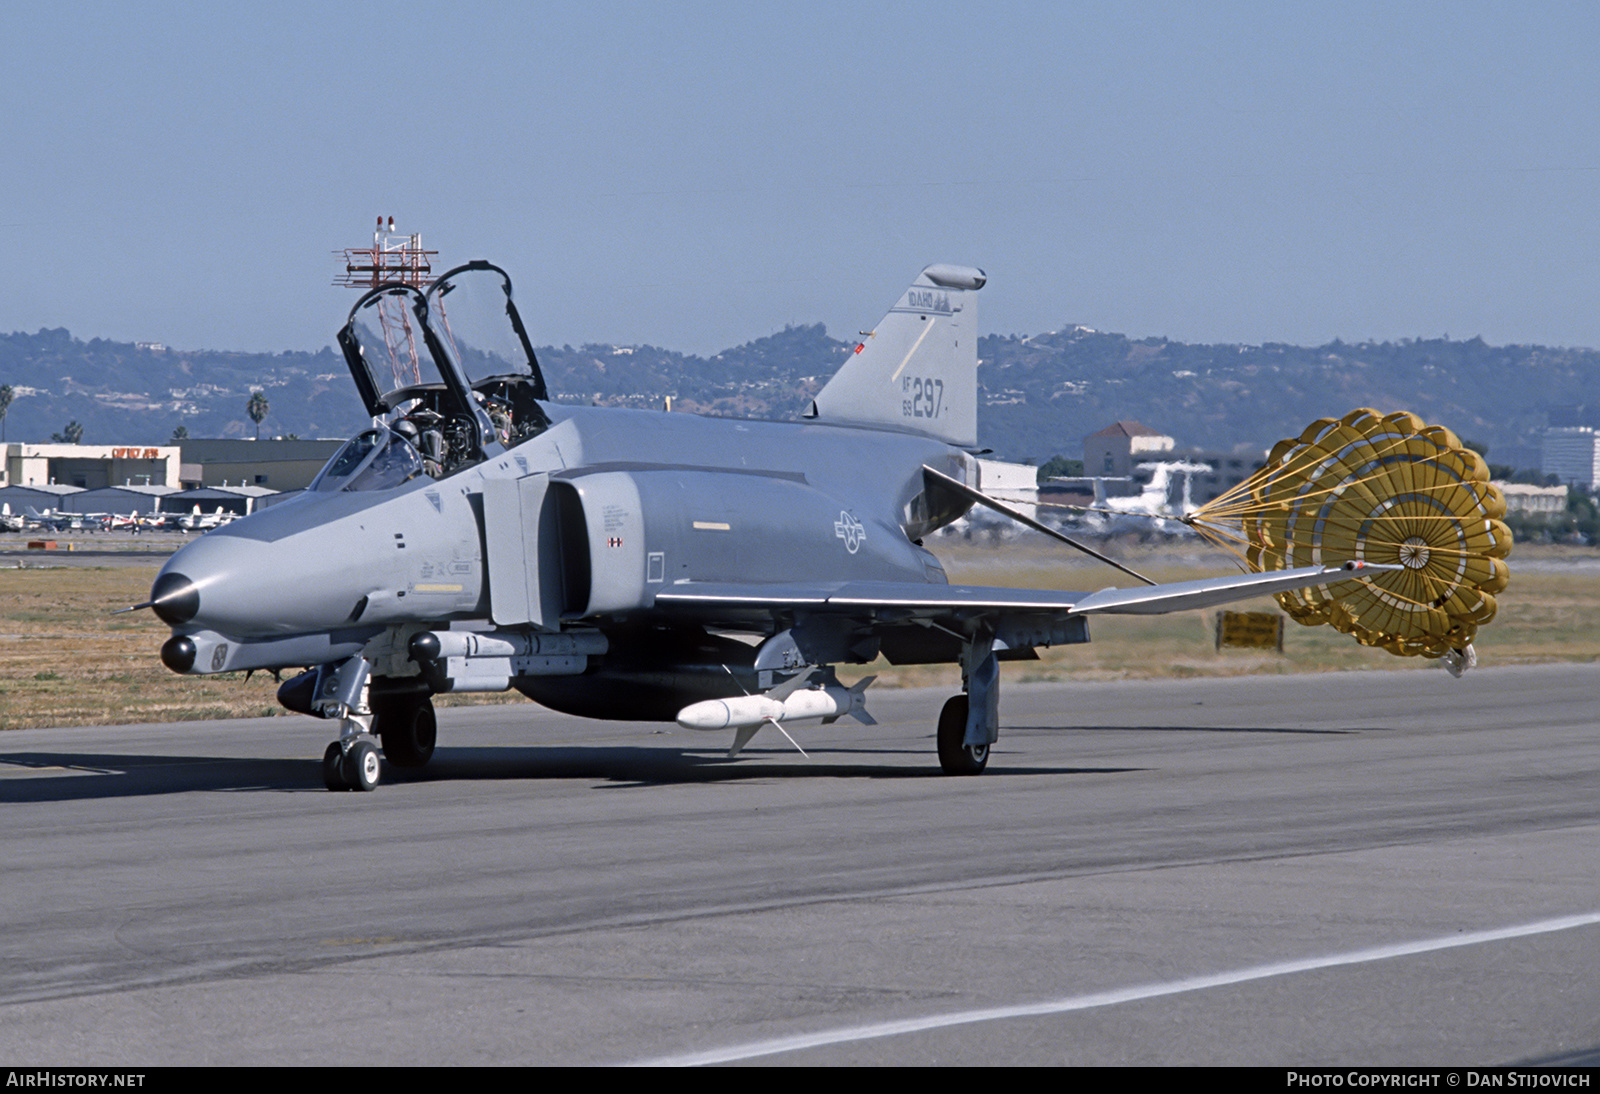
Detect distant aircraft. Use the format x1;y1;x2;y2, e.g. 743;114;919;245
1052;460;1216;536
103;511;161;533
136;261;1403;791
22;507;106;532
177;505;233;533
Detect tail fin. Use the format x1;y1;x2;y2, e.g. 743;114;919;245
808;263;986;448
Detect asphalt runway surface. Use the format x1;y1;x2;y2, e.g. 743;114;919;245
1;664;1596;1066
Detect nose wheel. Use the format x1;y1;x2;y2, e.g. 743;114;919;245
322;738;382;791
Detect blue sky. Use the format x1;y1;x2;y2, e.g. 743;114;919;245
5;1;1598;356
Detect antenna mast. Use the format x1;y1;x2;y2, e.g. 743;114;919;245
333;216;440;394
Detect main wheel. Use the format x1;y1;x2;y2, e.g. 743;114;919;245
375;696;437;768
343;740;382;792
937;694;989;775
322;741;349;791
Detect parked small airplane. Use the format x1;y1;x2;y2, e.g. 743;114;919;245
138;261;1401;790
176;505;234;533
22;507;108;532
105;512;150;533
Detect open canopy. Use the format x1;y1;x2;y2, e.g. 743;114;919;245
334;261;550;478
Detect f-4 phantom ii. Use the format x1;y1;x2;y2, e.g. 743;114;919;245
140;261;1399;791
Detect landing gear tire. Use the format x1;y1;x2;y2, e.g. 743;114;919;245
937;694;989;776
375;696;436;769
343;740;381;792
322;741;349;791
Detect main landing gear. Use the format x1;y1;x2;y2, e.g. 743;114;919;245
937;694;989;775
372;694;437;769
935;632;999;776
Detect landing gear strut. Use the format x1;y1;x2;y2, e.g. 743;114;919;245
304;654;391;792
935;630;999;775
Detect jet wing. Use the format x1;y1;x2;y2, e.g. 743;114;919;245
1064;562;1401;615
652;561;1397;626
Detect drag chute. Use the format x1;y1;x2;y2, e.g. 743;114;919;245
1186;409;1511;672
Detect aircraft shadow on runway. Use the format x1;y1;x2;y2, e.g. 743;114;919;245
0;750;318;802
422;745;1136;787
0;744;1138;800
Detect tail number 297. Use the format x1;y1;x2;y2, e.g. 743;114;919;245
902;376;945;420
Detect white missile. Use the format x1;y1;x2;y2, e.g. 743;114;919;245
676;677;877;732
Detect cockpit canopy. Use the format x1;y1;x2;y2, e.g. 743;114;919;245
334;261;550;480
425;263;547;400
309;427;427;493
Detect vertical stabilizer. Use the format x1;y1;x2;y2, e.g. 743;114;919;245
808;263;986;448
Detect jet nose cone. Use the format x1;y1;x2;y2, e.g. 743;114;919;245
149;571;200;625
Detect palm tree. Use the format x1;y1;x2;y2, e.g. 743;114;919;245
0;385;12;443
246;391;269;440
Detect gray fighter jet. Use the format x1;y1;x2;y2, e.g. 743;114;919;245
141;262;1387;790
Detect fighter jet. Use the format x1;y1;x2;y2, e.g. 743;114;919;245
139;261;1392;790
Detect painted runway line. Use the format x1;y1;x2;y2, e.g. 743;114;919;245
630;910;1600;1066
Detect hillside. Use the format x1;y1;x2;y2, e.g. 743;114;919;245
3;321;1595;470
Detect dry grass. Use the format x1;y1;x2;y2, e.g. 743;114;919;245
0;565;278;730
866;537;1600;689
2;538;1595;729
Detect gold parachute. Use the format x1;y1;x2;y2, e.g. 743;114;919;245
1186;409;1512;660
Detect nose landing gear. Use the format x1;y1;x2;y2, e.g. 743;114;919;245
320;693;437;791
322;737;382;791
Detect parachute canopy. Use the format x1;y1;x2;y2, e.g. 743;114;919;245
1188;409;1512;660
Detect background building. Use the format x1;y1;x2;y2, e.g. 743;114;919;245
73;484;178;515
1;443;180;491
1498;482;1568;516
1541;427;1600;489
178;438;343;492
1083;421;1175;478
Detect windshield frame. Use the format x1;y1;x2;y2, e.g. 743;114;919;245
423;261;549;400
308;427;428;493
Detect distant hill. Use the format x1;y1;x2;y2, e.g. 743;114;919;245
3;321;1596;471
976;327;1599;469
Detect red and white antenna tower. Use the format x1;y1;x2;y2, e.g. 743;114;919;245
334;215;438;289
333;216;442;394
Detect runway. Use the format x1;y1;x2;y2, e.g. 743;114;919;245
2;664;1596;1065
